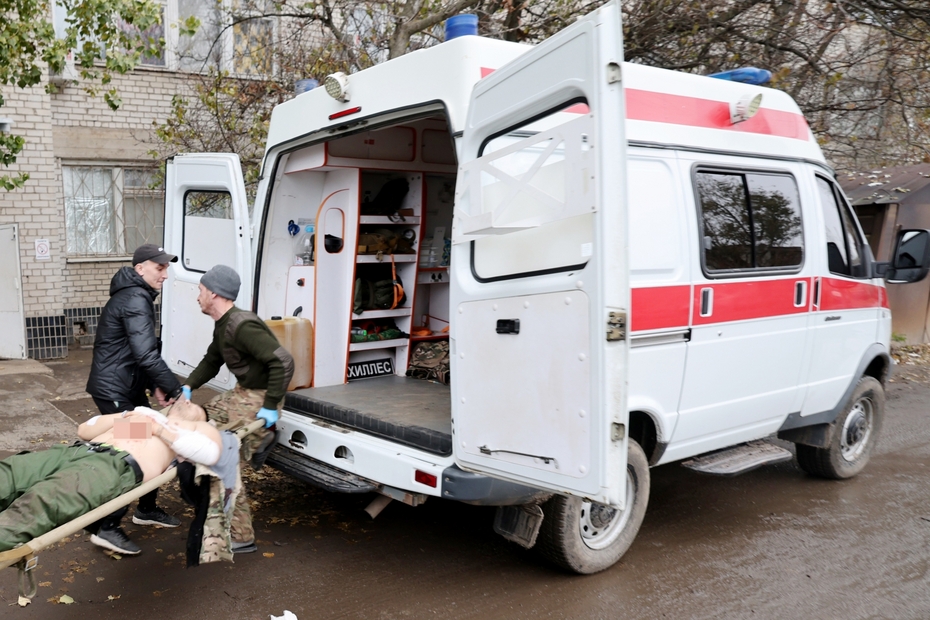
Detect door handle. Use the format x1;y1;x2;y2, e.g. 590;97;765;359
496;319;520;334
794;280;807;307
813;277;821;309
700;287;713;317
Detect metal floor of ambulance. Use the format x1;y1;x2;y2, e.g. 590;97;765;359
284;376;452;455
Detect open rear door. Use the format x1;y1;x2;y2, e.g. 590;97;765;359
162;154;253;389
451;2;629;507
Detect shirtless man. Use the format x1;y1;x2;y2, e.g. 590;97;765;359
0;400;227;552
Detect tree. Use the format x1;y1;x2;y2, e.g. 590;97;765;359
152;0;930;175
0;0;164;189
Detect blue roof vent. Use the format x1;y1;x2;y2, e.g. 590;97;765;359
445;14;478;41
708;67;772;86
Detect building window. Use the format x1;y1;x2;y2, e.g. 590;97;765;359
696;170;804;274
63;166;164;257
117;4;167;67
231;0;276;75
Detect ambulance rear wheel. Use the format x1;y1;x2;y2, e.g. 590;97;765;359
795;376;884;480
536;439;649;574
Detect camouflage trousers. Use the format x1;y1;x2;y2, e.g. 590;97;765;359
203;385;277;544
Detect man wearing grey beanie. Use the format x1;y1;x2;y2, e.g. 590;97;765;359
182;264;295;554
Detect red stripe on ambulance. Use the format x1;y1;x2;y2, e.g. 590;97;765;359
629;278;886;332
630;285;690;331
691;279;808;325
819;278;882;312
625;89;810;141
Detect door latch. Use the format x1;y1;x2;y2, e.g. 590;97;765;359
606;311;626;341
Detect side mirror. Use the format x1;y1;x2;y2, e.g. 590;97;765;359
887;229;930;283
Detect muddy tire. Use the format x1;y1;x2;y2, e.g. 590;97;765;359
796;376;884;480
536;439;649;574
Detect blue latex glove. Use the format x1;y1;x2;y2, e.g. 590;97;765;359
257;407;279;428
182;385;192;401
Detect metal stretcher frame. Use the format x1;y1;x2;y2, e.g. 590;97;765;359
0;418;266;599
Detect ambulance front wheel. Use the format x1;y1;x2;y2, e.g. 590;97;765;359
795;376;884;480
536;439;650;575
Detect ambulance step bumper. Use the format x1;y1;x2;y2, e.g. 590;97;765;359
681;440;793;476
266;445;377;493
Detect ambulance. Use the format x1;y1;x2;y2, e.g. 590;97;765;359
161;2;930;574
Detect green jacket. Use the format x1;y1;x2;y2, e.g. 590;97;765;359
187;307;295;410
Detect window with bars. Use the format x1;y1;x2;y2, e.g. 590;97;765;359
232;0;276;76
63;166;165;258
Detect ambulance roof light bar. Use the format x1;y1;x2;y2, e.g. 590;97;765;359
324;72;350;102
708;67;772;86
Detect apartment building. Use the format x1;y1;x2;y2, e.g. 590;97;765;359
0;1;276;359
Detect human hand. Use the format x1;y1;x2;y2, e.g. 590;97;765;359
182;385;192;401
154;387;171;406
256;407;279;428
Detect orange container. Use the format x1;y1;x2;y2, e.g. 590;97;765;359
265;317;313;390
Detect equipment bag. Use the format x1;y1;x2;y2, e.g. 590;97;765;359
353;255;406;314
362;178;409;217
358;228;416;255
406;341;450;385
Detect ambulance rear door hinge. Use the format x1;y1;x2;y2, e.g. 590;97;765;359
606;311;626;341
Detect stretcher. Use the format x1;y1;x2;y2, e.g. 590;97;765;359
0;418;266;601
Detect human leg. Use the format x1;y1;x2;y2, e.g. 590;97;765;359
0;446;77;512
0;450;138;552
204;387;270;550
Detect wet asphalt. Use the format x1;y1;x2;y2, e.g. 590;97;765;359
0;349;929;619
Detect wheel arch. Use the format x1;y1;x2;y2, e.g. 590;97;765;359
778;343;889;448
628;410;665;466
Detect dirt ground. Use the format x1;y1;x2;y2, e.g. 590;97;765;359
1;348;929;619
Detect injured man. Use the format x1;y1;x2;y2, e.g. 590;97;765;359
0;399;237;553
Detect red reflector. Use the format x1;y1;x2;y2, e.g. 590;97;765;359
415;470;437;488
329;106;362;120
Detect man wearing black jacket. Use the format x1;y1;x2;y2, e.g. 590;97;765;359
85;244;185;555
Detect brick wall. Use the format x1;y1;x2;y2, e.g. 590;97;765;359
0;67;191;358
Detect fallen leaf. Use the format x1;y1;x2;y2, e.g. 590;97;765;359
59;594;75;604
263;552;275;558
153;590;165;597
39;581;51;587
108;595;120;600
96;577;105;583
62;575;74;583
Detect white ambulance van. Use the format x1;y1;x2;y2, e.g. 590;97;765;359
161;2;930;574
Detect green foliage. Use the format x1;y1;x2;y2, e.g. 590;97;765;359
0;0;162;188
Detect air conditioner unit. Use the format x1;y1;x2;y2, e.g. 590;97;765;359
49;51;80;86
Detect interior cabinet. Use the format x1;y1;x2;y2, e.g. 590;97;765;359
347;171;452;380
268;118;456;387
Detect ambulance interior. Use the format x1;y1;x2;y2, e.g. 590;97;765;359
256;113;458;456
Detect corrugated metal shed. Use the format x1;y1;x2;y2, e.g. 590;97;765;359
840;164;930;206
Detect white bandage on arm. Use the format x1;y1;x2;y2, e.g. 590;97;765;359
170;428;220;466
86;415;100;426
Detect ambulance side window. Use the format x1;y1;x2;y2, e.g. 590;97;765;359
815;176;865;278
696;170;803;274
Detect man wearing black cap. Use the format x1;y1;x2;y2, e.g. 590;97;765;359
85;243;185;555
